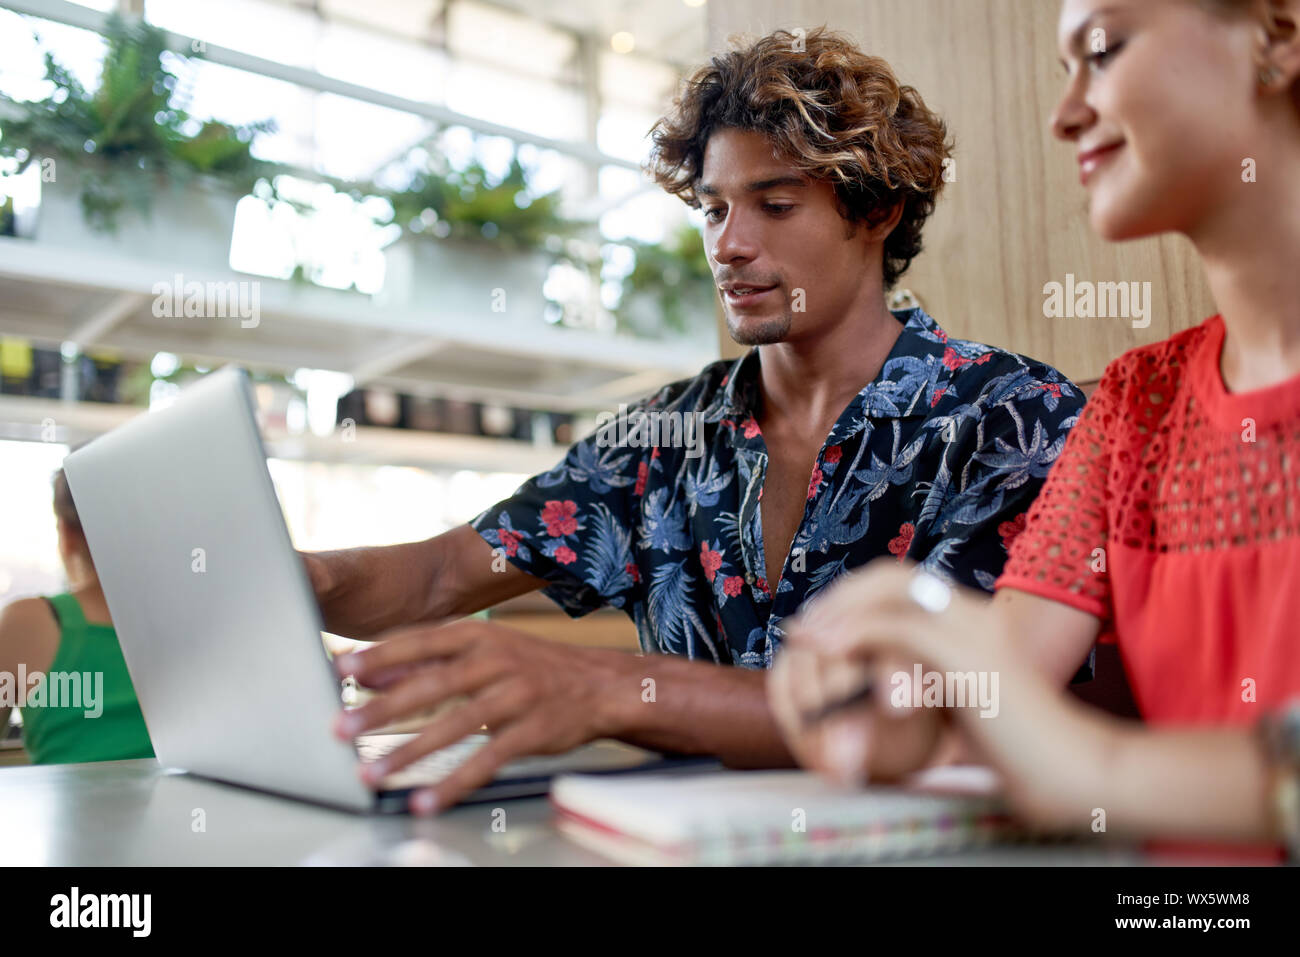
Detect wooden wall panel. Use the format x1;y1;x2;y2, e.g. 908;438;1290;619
705;0;1216;381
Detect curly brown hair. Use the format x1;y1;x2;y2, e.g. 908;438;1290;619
646;26;952;290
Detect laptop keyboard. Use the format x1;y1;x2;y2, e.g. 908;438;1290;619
356;733;489;790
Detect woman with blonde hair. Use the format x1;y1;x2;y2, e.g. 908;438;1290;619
769;0;1300;856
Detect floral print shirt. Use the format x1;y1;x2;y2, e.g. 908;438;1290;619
472;308;1084;669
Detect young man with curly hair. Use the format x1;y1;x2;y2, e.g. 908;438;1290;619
300;27;1084;814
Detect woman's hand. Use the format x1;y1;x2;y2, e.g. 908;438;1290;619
789;559;1011;677
770;559;1088;826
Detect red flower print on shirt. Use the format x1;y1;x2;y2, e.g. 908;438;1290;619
743;418;761;439
823;445;842;464
930;387;948;408
541;500;578;537
554;546;578;565
807;465;824;500
942;348;993;371
699;542;723;582
889;522;915;560
723;575;745;597
498;528;522;557
634;461;649;497
626;562;641;583
755;577;769;596
998;512;1028;550
1035;383;1063;399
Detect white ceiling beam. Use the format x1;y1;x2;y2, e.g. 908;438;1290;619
65;292;148;350
576;367;681;405
349;336;450;385
3;0;640;171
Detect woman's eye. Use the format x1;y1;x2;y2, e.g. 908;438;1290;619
1085;40;1124;71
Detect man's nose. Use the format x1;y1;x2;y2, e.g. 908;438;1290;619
710;209;759;265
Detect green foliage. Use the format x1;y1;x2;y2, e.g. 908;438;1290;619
384;154;573;251
0;13;274;231
0;14;711;343
0;193;13;236
616;223;714;334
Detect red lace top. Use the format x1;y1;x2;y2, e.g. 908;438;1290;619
998;315;1300;725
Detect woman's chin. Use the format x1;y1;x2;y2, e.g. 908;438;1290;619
1089;200;1158;244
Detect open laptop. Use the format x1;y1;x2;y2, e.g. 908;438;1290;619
63;366;712;813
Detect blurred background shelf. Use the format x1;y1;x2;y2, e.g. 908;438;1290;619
0;393;569;472
0;236;713;414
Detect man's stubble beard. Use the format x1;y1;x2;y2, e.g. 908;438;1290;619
727;305;794;346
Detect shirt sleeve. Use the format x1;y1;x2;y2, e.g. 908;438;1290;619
914;374;1085;597
995;361;1123;623
469;417;649;619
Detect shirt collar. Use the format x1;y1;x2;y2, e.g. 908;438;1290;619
708;308;950;423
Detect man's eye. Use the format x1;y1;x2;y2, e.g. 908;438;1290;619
763;204;793;215
703;207;726;223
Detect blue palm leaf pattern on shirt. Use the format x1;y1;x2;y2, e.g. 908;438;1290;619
684;457;734;514
638;487;692;553
974;407;1066;491
646;559;719;661
537;440;636;495
805;553;851;600
470;308;1084;668
582;502;635;607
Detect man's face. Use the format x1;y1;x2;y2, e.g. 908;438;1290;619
697;127;878;346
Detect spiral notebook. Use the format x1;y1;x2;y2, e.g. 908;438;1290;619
551;766;1017;866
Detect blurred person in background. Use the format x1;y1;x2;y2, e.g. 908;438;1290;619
769;0;1300;858
0;461;154;764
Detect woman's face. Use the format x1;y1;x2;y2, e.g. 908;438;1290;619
1052;0;1264;241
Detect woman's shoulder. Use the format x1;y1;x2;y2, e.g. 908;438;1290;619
0;596;61;666
1092;316;1221;406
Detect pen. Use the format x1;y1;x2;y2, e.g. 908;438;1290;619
799;679;876;726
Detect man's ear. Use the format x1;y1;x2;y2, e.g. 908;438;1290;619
863;200;905;243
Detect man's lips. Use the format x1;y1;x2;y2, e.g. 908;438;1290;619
721;283;779;307
1078;142;1124;184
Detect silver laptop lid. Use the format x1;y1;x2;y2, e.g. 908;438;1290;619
63;366;372;811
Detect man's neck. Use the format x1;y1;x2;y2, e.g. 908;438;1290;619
755;297;903;433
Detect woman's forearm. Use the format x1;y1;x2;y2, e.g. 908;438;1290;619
961;668;1276;843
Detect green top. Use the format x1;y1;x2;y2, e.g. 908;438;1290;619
18;592;155;765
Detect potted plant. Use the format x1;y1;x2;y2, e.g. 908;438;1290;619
377;153;576;324
0;13;274;266
614;223;718;343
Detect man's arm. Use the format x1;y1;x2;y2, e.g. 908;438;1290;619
302;524;547;639
597;652;795;767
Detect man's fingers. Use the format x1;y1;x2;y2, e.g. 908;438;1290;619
345;659;421;692
358;682;520;785
335;619;482;680
336;653;507;738
411;718;546;815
